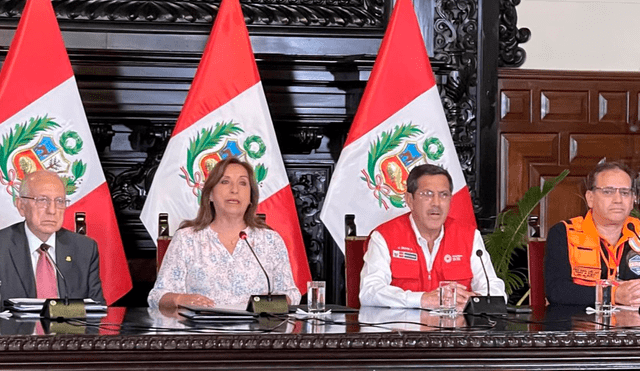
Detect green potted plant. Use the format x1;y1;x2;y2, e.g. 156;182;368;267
484;170;569;297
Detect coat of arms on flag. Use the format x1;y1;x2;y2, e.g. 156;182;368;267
0;115;86;200
362;122;447;210
180;121;268;202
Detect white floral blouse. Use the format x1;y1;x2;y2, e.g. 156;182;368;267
147;226;301;308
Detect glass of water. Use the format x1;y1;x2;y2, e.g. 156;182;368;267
439;281;457;314
307;281;326;313
595;279;614;313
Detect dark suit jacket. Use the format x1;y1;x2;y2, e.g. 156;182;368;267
0;222;105;304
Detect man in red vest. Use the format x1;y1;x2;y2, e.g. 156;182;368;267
545;162;640;306
359;164;505;309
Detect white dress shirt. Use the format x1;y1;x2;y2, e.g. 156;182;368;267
359;215;506;308
24;224;57;278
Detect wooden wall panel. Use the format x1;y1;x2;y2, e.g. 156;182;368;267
500;90;531;122
598;92;628;123
569;134;640;167
499;69;640;238
532;166;590;237
500;133;558;208
540;91;588;123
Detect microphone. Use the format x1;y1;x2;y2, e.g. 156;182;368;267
240;231;272;296
239;231;288;314
39;247;87;320
41;248;70;305
477;250;491;299
463;249;507;316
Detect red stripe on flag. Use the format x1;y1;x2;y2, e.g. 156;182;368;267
63;182;132;305
343;0;435;148
0;0;74;124
257;186;312;294
171;0;260;137
449;186;477;228
99;307;126;335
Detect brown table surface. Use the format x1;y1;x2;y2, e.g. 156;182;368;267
1;304;640;370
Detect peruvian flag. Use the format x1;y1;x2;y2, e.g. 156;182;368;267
140;0;312;293
0;0;132;304
320;0;476;252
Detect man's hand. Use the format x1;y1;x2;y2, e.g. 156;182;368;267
420;290;439;309
420;283;477;310
614;279;640;306
455;284;475;310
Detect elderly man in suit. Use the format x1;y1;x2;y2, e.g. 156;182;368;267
0;170;104;304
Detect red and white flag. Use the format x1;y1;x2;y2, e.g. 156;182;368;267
320;0;476;252
0;0;132;304
140;0;312;293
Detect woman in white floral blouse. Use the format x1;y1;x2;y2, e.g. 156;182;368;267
147;157;301;309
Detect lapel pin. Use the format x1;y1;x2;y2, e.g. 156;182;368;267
66;256;72;262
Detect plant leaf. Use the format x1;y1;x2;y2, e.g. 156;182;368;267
484;169;569;294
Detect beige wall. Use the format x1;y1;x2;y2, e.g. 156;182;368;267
519;0;640;71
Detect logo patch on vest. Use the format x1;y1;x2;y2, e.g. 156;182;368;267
393;250;418;261
444;254;463;263
628;254;640;275
630;237;640;253
572;266;600;281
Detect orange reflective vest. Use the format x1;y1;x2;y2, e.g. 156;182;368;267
564;212;640;286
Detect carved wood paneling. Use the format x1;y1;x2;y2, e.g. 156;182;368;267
0;0;388;30
499;69;640;238
498;0;530;67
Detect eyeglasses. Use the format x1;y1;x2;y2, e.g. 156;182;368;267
21;196;70;209
415;190;452;201
592;187;636;198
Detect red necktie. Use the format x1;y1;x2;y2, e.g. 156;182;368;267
36;244;58;298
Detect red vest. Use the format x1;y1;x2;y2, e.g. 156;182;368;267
374;213;475;292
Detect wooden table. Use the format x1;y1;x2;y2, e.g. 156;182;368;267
1;305;640;370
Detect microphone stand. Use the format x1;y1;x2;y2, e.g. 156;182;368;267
240;232;289;314
39;249;87;320
463;250;507;316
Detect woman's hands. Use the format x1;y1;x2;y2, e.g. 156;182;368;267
176;294;215;307
159;293;215;309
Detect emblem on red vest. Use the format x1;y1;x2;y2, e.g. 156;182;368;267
443;254;463;263
393;250;418;261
